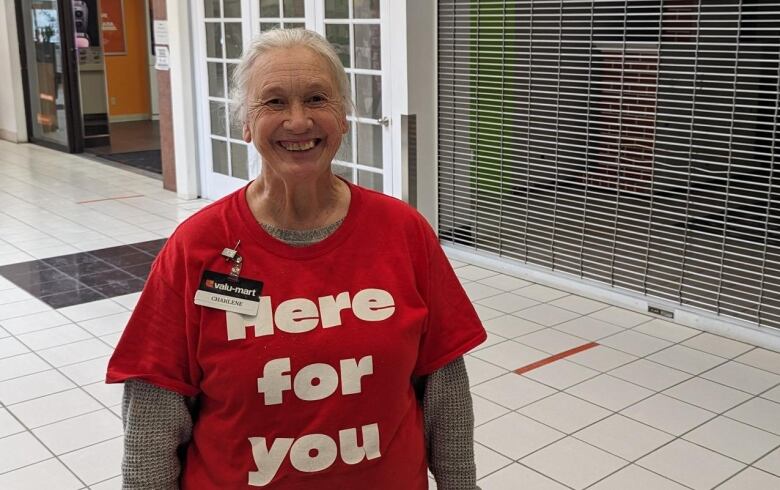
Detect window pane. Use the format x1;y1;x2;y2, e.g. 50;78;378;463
282;0;305;17
325;0;348;18
358;169;382;191
224;23;243;59
284;22;305;30
229;108;243;139
224;0;241;17
261;22;281;32
325;24;350;68
356;123;382;168
354;24;380;70
209;101;227;137
336;122;353;162
355;74;381;119
204;0;220;18
226;62;237;95
212;139;229;175
231;143;249;179
354;0;380;18
205;23;222;58
260;0;280;17
207;62;225;98
332;163;354;183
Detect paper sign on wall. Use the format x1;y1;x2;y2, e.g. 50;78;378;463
155;46;170;71
153;20;169;45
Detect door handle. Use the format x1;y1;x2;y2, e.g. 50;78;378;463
376;116;390;127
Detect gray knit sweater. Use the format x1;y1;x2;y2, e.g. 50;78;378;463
121;221;478;489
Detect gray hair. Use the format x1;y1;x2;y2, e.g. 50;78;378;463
229;29;352;126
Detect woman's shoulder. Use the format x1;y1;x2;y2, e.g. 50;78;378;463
355;184;427;225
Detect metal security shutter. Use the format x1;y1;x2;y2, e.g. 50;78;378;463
438;0;780;329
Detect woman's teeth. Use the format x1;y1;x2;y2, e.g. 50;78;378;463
281;140;316;151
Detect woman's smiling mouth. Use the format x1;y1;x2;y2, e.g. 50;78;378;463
278;139;321;151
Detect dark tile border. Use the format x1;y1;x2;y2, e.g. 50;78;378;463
0;239;166;309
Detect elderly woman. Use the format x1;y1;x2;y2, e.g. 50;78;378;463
107;29;485;489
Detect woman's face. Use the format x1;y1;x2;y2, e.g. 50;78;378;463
243;46;348;182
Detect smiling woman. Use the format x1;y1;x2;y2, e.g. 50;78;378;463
106;28;486;490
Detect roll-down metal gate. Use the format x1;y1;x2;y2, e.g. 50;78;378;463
437;0;780;330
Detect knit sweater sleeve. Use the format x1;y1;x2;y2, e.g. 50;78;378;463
423;356;480;490
121;379;192;490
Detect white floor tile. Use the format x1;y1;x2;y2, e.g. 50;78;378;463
552;316;624;342
516;328;590;355
566;374;654;411
32;409;122;455
470;340;548;371
59;356;111;386
8;388;102;429
725;397;780;435
549;295;608;315
473;443;512;480
683;416;780;464
735;348;780;375
60;436;123;485
701;361;780;395
518;392;610;434
515;304;581;327
463;282;503;302
621;394;716;436
100;333;123;348
471;373;556;410
573;414;673;461
682;332;754;359
0;299;50;321
37;339;113;368
0;407;25;438
566;345;637;372
17;324;91;351
0;432;52;473
0;353;50;383
477;463;568;490
588;307;651;328
77;312;131;337
521;437;627;489
475;413;564;460
0;310;72;335
0;326;8;338
637;439;745;490
663;377;753;413
755;446;780;477
0;337;30;359
524;359;601;390
0;288;34;305
473;304;504;322
483;314;546;339
647;344;726;375
588;464;688;490
472;395;510;427
514;284;569;302
464;356;507;387
83;382;123;407
0;369;75;405
90;476;122;490
763;384;780;403
455;265;499;281
599;330;672;357
632;319;700;343
110;292;141;311
476;274;531;291
608;359;691;391
717;468;780;490
0;458;83;490
57;299;127;323
477;292;539;314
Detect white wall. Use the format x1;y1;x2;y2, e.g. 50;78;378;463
0;1;28;142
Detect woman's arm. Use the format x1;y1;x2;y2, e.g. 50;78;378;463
121;379;193;490
423;356;480;490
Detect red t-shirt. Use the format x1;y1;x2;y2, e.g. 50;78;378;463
107;182;486;489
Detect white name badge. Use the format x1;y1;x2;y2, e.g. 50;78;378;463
194;290;259;316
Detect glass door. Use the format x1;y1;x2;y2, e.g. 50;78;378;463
196;0;391;200
17;0;83;151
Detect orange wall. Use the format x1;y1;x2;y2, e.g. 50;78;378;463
104;0;151;117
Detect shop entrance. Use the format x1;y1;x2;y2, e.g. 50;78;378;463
16;0;162;174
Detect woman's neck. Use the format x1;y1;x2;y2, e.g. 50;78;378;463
246;170;351;230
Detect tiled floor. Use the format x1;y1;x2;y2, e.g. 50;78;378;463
1;140;779;489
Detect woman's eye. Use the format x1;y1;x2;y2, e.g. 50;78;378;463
307;95;326;105
265;99;284;108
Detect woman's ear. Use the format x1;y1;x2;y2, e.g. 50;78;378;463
243;123;252;143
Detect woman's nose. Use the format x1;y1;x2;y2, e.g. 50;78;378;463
283;101;313;133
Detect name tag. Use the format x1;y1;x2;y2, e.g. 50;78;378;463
194;271;263;316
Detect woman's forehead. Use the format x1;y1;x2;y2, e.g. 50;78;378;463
250;48;337;93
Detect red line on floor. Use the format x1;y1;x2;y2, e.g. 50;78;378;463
76;195;144;204
514;341;599;375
